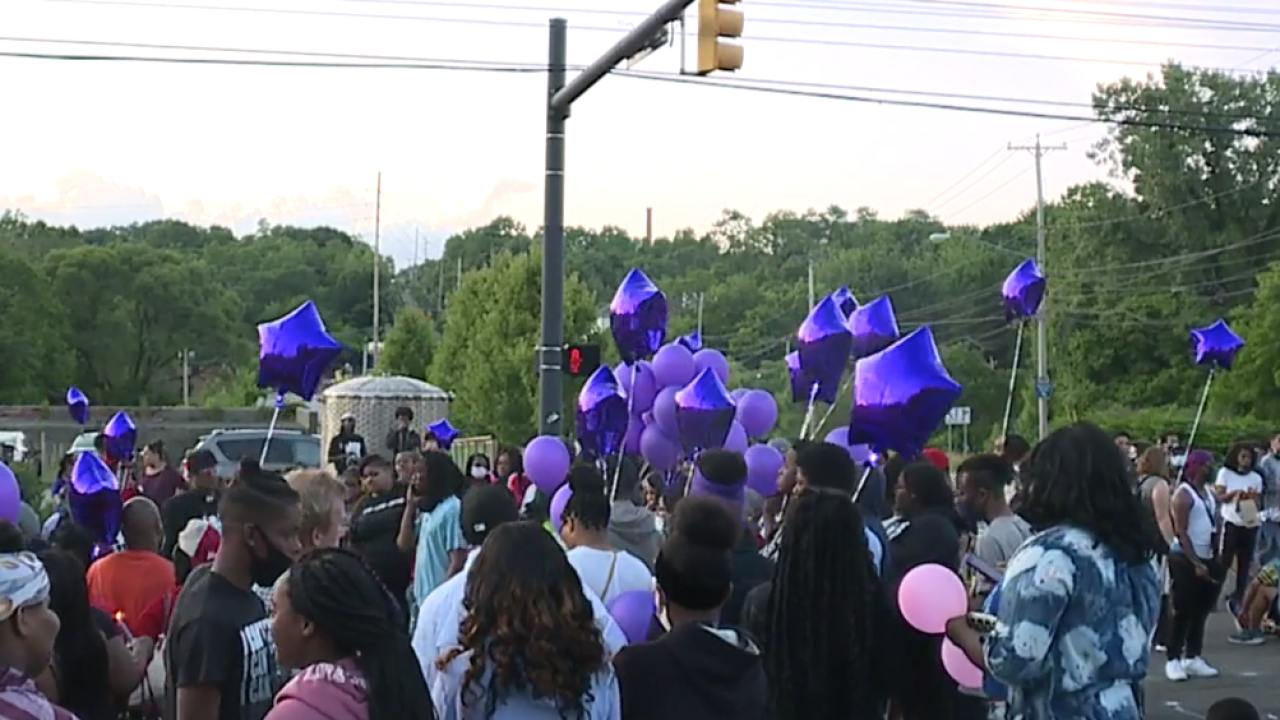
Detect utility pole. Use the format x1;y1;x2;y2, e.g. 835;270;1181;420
807;256;815;309
413;228;420;267
538;0;709;437
645;207;654;242
1009;134;1065;441
696;292;705;336
179;349;193;406
372;171;382;370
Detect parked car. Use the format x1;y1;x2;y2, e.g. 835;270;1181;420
191;428;322;479
69;432;99;455
0;431;29;464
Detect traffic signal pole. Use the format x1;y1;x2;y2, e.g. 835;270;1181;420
537;0;698;437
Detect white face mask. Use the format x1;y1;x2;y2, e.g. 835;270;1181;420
470;465;489;480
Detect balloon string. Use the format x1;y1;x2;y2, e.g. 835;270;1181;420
813;375;855;439
852;464;873;503
609;367;639;502
799;383;821;440
999;322;1027;441
259;398;283;465
1177;367;1216;484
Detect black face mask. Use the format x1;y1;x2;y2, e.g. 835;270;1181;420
248;527;293;588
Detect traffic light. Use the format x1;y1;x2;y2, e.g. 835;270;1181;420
564;343;601;377
697;0;744;76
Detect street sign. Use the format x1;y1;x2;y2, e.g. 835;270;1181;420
1036;378;1053;400
945;406;972;426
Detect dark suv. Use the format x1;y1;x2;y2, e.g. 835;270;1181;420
191;428;322;479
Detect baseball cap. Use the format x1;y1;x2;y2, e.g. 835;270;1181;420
187;449;218;474
921;448;950;472
461;483;519;545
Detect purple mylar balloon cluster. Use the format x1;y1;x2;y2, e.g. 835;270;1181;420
1002;259;1046;322
1190;319;1244;370
848;295;901;360
102;411;137;462
849;327;962;457
70;452;122;558
576;367;630;459
257;300;344;402
610;269;669;364
796;296;853;404
66;387;90;426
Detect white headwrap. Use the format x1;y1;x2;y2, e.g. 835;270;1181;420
0;553;49;622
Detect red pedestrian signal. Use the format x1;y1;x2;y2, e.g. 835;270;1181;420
564;343;600;377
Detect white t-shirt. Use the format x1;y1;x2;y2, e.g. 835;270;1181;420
567;546;653;606
1215;467;1263;526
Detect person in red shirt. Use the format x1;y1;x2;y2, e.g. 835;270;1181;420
134;518;221;641
86;497;175;636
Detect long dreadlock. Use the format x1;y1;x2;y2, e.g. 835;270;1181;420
286;548;436;720
763;488;887;720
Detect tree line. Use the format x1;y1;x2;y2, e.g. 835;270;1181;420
4;64;1280;449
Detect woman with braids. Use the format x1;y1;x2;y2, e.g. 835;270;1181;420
433;521;619;719
266;548;435;720
615;496;765;720
945;423;1162;720
740;488;888;720
560;464;652;605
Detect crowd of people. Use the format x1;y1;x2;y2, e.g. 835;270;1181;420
0;419;1272;720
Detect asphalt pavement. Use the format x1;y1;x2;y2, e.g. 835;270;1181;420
1146;613;1279;719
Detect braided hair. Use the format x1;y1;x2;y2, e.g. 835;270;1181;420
562;464;610;531
763;489;886;720
284;548;435;720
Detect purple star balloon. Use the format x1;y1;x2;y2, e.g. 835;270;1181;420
102;411;137;461
1002;259;1046;322
66;387;90;426
609;269;668;363
69;484;122;560
785;351;807;403
675;330;703;353
71;451;118;495
849;327;962;457
831;286;859;318
257;300;344;401
427;419;460;450
848;295;901;359
576;366;629;458
674;367;737;453
1191;319;1244;370
796;296;853;405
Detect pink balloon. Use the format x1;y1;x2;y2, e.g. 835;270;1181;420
897;563;967;634
550;484;573;533
722;421;748;452
942;638;983;688
640;424;681;471
692;348;730;384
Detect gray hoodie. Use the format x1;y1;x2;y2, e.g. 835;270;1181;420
608;502;662;572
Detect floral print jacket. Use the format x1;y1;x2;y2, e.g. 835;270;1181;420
982;525;1160;720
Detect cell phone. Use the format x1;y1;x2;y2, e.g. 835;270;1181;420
964;553;1004;583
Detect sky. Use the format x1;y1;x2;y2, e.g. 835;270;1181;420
1;0;1276;267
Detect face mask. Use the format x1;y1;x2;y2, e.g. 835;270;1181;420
248;528;294;588
470;465;489;480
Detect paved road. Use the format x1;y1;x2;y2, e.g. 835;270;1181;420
1146;613;1278;719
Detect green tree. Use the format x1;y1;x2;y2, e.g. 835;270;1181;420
380;307;437;380
0;246;74;402
430;251;599;444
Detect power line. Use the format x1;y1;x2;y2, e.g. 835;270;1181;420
934;155;1017;212
948;166;1036;218
924;147;1006;208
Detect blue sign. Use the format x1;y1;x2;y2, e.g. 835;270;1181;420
1036;378;1053;400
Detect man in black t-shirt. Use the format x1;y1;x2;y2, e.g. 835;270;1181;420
346;454;411;620
165;462;302;720
163;450;222;581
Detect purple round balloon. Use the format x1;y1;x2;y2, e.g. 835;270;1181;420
1002;259;1046;322
785;351;806;403
736;389;778;438
102;411;137;461
831;286;859;318
1191;319;1244;370
427;419;460;450
71;452;119;495
257;300;344;401
796;296;853;405
824;426;874;464
651;344;697;389
676;330;703;353
607;590;657;644
66;387;90;426
616;361;659;414
652;386;680;437
550;483;573;533
848;295;901;359
640;424;681;471
849;327;962;457
692;348;730;385
623;415;645;455
722;421;748;452
674;368;737;453
524;435;572;495
576;366;629;458
609;269;669;363
0;463;19;524
744;444;785;498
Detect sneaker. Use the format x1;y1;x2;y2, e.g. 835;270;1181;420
1228;630;1266;646
1153;644;1166;653
1165;659;1188;682
1182;657;1220;678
